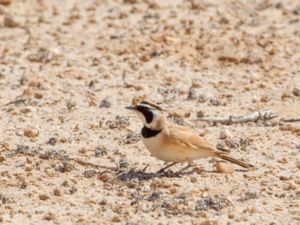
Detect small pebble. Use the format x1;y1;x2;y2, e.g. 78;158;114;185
198;94;208;103
228;213;235;219
99;199;107;205
39;194;49;201
260;95;269;102
16;145;30;154
83;170;96;178
216;161;234;174
99;99;111;108
210;98;222;106
293;88;300;97
219;129;233;139
19;179;27;189
197;110;205;118
47;137;57;146
124;131;140;144
0;0;11;5
53;161;73;173
190;176;197;183
61;180;69;187
147;192;160;201
199;221;218;225
0;155;5;162
98;173;110;182
23;127;39;138
279;176;291;181
53;188;61;196
34;92;43;99
95;146;108;157
20;106;36;114
195;196;228;211
281;92;291;100
118;159;128;169
187;88;197;100
111;216;121;223
4;15;18;28
225;139;239;149
67;186;77;195
216;142;226;150
43;213;55;221
184;112;191;118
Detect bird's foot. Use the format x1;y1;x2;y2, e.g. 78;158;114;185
156;162;178;174
191;165;204;174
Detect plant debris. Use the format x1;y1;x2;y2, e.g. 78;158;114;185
198;109;278;125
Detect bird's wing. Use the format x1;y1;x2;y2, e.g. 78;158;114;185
163;124;218;156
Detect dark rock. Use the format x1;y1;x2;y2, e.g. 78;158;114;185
195;196;229;211
16;145;31;154
198;94;208;103
197;110;205;118
238;191;260;202
47;137;57;146
99;99;111;108
95;146;108;157
124;131;140;144
118;159;129;169
68;186;77;195
106;120;117;129
0;193;14;204
83;170;96;178
147;192;160;201
293;88;300;97
55;162;73;173
188;88;197;100
292;6;300;15
274;2;283;9
115;115;130;126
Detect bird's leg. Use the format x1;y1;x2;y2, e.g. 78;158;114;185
176;161;195;173
157;162;178;173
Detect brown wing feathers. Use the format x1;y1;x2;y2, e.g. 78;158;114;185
166;124;254;170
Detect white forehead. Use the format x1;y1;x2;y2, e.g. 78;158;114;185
139;103;152;108
139;103;160;115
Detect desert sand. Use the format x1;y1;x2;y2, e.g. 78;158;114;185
0;0;300;224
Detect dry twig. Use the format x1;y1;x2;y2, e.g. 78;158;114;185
6;145;118;172
69;157;117;171
197;109;278;124
280;118;300;123
279;124;300;135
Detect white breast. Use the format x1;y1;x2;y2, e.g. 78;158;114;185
142;135;163;158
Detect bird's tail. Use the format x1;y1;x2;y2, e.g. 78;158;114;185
218;153;255;170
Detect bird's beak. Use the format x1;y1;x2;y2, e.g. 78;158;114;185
125;105;137;110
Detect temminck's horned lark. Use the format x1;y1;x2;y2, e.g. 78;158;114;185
126;101;254;173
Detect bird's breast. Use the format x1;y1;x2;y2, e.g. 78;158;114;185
142;134;188;162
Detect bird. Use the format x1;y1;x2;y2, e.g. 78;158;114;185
126;101;255;173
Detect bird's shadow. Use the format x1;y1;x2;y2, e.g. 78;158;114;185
117;168;250;181
117;168;202;181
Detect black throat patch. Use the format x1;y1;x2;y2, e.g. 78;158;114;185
141;126;162;138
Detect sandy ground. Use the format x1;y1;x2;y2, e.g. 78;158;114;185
0;0;300;224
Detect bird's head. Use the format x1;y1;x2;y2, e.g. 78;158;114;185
126;101;165;130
